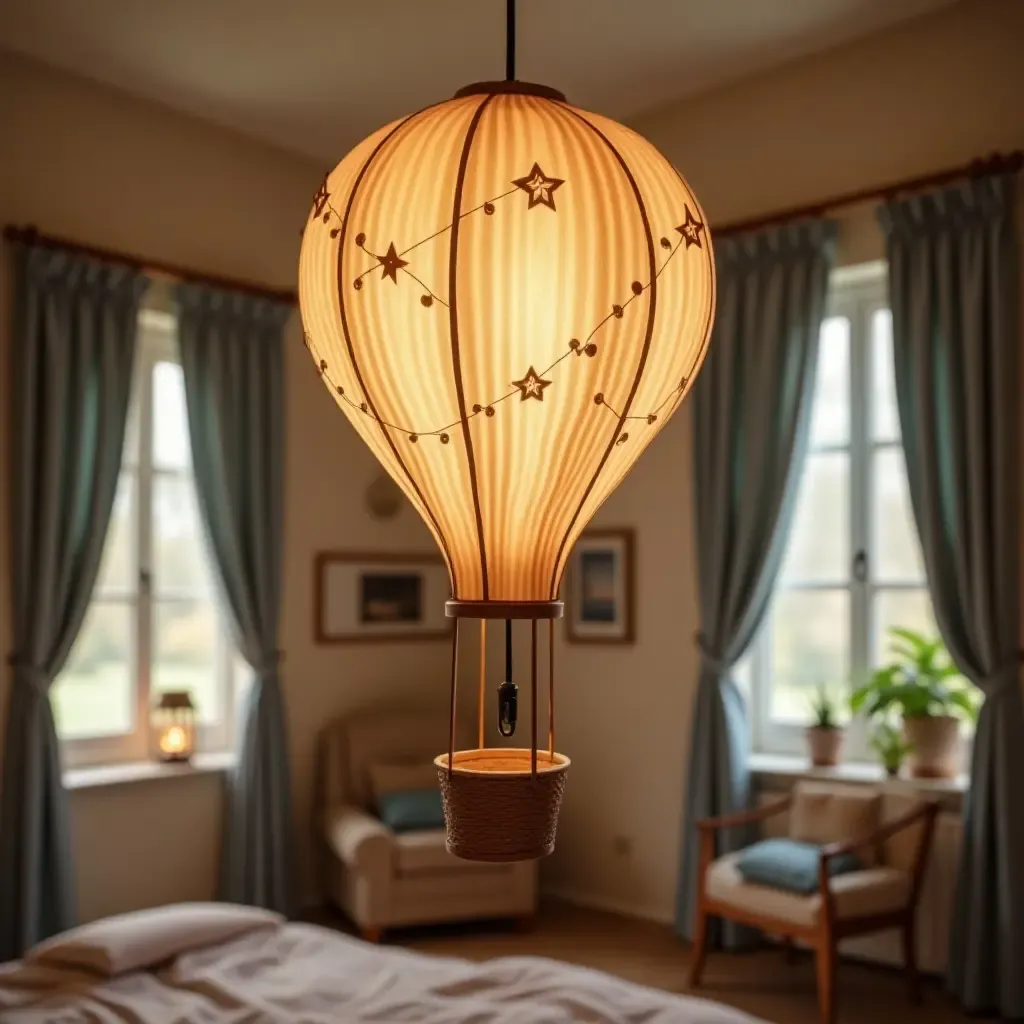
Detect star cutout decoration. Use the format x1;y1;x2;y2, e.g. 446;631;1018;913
512;163;565;212
375;242;408;284
512;366;553;402
676;205;705;249
312;178;331;219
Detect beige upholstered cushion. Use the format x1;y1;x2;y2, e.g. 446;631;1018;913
393;829;497;875
321;708;472;810
368;762;439;803
789;781;883;866
706;853;910;928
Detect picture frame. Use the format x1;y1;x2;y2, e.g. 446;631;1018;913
565;528;636;645
314;551;453;644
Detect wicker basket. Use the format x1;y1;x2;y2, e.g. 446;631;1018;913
435;748;570;862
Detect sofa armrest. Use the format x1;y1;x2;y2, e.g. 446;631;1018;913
325;805;394;876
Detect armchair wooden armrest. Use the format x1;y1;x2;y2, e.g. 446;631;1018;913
819;800;939;861
697;796;793;833
695;797;793;910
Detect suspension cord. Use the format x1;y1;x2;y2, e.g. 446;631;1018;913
505;618;513;680
506;0;516;81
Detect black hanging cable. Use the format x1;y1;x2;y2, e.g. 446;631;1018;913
506;0;516;81
505;619;513;679
498;617;517;736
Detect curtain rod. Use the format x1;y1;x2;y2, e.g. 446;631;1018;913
712;150;1023;239
7;148;1020;292
2;224;298;306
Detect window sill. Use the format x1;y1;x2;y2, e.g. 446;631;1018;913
64;751;236;792
750;751;966;809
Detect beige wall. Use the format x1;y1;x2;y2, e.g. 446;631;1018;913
544;0;1024;922
0;50;451;922
1;0;1022;930
633;0;1024;268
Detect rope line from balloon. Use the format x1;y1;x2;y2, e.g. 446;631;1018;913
304;175;708;444
303;233;694;442
349;188;520;288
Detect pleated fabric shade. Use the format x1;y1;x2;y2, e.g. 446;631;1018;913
299;82;715;609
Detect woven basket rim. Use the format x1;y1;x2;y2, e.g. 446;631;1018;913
434;747;570;777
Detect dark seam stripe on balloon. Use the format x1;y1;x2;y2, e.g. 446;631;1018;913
662;165;716;422
530;98;606;597
448;94;495;601
675;167;716;378
547;103;659;599
666;263;715;422
335;104;457;585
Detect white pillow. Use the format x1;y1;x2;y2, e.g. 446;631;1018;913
367;762;439;804
26;902;284;977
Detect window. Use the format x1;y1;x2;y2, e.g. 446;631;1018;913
746;263;935;758
53;310;241;766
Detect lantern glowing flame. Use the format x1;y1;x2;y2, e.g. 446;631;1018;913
298;83;714;609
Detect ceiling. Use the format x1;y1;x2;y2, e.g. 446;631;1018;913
0;0;956;164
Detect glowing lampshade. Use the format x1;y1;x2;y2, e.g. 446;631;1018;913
299;80;713;862
299;83;714;609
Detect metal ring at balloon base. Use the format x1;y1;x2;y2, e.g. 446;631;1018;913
446;600;563;620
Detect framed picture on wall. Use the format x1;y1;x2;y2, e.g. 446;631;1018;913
315;552;452;643
565;528;635;645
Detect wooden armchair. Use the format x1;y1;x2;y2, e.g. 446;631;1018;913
689;784;938;1024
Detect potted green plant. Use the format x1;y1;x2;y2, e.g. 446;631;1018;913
869;722;914;778
851;627;977;779
806;685;844;767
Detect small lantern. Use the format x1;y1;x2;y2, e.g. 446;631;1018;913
151;691;196;763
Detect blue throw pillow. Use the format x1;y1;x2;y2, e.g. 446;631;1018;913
377;788;445;833
735;839;862;895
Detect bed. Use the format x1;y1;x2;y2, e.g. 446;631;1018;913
0;904;765;1023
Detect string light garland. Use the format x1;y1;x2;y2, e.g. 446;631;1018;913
302;193;704;441
298;0;715;862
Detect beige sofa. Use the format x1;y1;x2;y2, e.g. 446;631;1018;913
316;707;537;941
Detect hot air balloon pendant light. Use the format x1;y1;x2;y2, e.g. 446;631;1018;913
298;0;715;862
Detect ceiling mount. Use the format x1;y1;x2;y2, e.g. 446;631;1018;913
453;81;567;102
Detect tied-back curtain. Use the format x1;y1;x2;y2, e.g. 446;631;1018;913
1;245;147;958
879;173;1024;1017
676;220;836;947
175;283;295;915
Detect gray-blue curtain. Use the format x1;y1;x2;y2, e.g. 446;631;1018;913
879;173;1024;1017
1;244;146;958
676;220;836;947
175;283;295;915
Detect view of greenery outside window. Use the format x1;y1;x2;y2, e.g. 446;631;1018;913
52;309;242;767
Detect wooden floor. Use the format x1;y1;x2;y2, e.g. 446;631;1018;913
317;901;970;1024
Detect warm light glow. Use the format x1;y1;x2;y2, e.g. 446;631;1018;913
299;85;714;604
160;725;187;755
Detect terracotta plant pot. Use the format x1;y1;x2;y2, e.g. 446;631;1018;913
806;726;844;767
902;715;960;778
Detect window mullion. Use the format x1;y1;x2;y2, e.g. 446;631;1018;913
136;337;156;757
848;287;875;761
754;604;772;752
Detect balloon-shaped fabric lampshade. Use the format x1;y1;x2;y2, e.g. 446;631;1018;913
299;81;714;862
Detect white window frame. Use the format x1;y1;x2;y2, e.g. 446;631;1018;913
749;261;932;761
57;309;239;768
